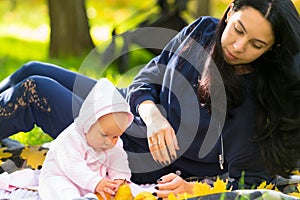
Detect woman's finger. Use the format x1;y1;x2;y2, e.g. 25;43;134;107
151;144;161;163
148;136;160;163
157;130;171;165
164;128;177;160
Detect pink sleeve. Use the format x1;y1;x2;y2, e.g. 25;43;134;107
107;142;131;181
53;131;102;192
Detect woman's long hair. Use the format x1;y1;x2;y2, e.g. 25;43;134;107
199;0;300;177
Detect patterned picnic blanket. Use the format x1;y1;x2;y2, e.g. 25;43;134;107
0;142;300;200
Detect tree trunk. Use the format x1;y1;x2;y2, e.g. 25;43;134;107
47;0;95;57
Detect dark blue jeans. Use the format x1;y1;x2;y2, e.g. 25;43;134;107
0;61;96;139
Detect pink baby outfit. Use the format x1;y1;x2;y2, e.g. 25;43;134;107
39;78;133;200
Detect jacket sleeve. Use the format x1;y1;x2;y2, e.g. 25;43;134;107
126;17;210;117
53;131;102;192
106;144;131;181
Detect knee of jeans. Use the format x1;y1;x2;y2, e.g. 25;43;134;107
25;75;56;87
22;61;45;75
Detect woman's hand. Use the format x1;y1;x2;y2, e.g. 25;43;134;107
95;178;118;200
155;173;194;199
138;100;180;165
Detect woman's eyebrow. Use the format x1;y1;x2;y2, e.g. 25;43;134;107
237;20;247;33
237;20;269;46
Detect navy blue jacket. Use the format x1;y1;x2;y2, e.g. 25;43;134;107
122;16;272;188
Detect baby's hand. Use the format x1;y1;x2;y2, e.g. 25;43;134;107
114;179;127;192
95;178;118;200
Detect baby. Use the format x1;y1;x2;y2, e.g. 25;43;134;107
39;78;133;200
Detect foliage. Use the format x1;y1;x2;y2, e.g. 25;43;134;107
9;126;53;146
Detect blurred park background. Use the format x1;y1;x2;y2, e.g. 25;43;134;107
0;0;299;145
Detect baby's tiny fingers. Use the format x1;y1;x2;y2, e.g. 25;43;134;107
105;187;116;196
99;192;108;200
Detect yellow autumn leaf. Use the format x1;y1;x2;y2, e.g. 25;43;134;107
168;193;178;200
257;181;267;189
0;147;13;165
176;192;195;199
193;181;212;196
291;170;300;175
265;183;275;190
20;146;48;169
257;181;275;190
115;183;133;200
0;147;13;159
168;178;231;199
134;191;156;200
289;192;300;198
210;177;231;194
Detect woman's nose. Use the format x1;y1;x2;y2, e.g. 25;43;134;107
233;39;246;53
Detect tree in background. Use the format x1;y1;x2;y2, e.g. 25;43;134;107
47;0;95;58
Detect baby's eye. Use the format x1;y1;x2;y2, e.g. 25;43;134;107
100;132;108;137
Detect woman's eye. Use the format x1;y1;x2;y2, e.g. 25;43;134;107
252;43;263;49
234;25;243;34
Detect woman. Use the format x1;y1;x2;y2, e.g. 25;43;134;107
0;0;299;198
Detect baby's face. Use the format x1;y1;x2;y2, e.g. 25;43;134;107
86;112;129;151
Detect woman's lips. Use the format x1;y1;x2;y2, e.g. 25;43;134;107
224;48;238;61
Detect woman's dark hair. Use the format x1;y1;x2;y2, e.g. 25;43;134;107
199;0;300;177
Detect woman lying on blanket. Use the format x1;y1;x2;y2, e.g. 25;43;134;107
39;79;133;200
0;0;299;199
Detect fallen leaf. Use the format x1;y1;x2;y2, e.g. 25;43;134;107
0;147;13;166
193;181;212;196
20;146;48;169
0;147;13;159
210;177;231;194
257;181;275;190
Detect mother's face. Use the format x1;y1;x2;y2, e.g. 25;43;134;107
221;5;275;65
